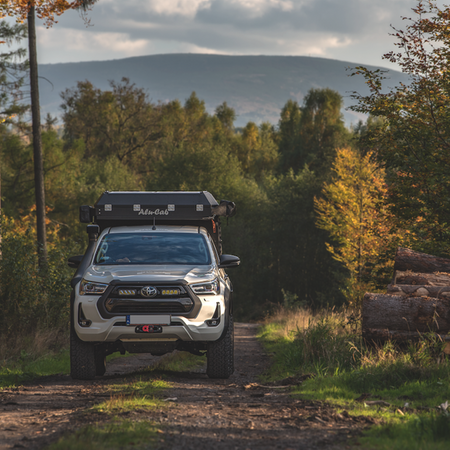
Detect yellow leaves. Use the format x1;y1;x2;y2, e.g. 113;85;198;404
0;1;88;27
10;205;62;248
315;147;403;305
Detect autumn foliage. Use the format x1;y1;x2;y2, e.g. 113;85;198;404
351;0;450;255
0;0;92;26
315;148;402;305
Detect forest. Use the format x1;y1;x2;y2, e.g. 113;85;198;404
1;0;450;341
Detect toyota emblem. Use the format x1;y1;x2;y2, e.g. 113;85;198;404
141;286;157;297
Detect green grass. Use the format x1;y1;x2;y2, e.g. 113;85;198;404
47;419;162;450
146;350;205;373
360;413;450;450
258;307;450;450
93;378;169;413
0;349;70;388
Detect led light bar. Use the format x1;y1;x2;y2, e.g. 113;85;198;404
161;289;180;296
118;289;137;296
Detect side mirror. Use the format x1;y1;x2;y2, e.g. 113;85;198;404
68;255;84;269
219;254;240;269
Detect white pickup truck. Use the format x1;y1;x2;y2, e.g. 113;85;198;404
68;191;239;380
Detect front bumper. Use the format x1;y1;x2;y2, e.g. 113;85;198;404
73;282;225;343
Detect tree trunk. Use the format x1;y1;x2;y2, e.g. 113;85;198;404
394;271;450;286
387;284;450;299
28;6;47;267
362;293;450;335
394;247;450;273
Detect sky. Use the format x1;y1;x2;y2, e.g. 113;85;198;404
27;0;436;69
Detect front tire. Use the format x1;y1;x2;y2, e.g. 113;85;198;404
206;316;234;379
94;345;107;376
70;324;96;380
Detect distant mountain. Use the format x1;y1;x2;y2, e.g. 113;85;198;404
38;54;408;127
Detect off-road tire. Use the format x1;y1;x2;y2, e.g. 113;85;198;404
94;345;107;376
70;324;96;380
206;315;234;379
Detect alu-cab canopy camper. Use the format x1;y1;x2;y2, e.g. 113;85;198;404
79;191;236;254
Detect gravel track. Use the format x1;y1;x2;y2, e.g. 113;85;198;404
0;323;371;449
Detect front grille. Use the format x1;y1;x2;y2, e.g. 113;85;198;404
102;284;194;316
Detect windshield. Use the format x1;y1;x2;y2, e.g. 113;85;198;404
94;232;211;265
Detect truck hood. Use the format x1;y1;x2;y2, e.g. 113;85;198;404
83;264;218;284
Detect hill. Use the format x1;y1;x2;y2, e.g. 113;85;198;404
39;54;408;127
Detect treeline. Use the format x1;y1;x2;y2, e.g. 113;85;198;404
1;75;389;321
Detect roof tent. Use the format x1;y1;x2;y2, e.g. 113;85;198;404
79;191;236;253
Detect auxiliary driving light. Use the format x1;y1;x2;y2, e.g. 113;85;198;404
161;289;180;296
118;289;136;296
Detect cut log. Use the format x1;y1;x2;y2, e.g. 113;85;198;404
387;284;450;299
362;293;450;335
362;328;450;342
394;271;450;286
394;247;450;273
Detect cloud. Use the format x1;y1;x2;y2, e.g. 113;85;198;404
34;0;443;68
145;0;211;17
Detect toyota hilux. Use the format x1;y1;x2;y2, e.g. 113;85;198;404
68;191;239;380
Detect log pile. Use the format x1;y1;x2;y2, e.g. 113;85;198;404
362;247;450;342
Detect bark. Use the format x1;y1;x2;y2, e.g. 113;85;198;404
28;6;48;267
387;284;450;299
363;328;450;342
362;293;450;334
394;271;450;286
394;247;450;273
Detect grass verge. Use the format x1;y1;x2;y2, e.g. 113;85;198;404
258;306;450;450
0;349;70;389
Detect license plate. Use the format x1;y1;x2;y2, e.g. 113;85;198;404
126;315;170;325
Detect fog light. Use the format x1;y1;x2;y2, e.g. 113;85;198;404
78;304;92;327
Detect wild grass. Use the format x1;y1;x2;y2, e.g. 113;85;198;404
259;306;450;449
0;329;70;388
47;419;162;450
145;350;205;373
93;378;169;413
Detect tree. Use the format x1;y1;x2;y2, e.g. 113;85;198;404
276;99;301;171
350;0;450;254
61;78;161;163
315;147;401;305
1;0;98;267
237;122;279;180
215;101;236;132
278;89;350;175
0;22;28;122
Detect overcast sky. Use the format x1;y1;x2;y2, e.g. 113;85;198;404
29;0;441;69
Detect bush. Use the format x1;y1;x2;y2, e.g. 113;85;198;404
0;215;74;337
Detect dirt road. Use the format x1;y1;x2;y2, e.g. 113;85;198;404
0;324;372;449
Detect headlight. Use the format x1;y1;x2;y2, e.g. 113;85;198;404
190;278;220;295
79;279;109;295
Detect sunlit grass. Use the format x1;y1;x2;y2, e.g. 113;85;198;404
94;378;169;413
